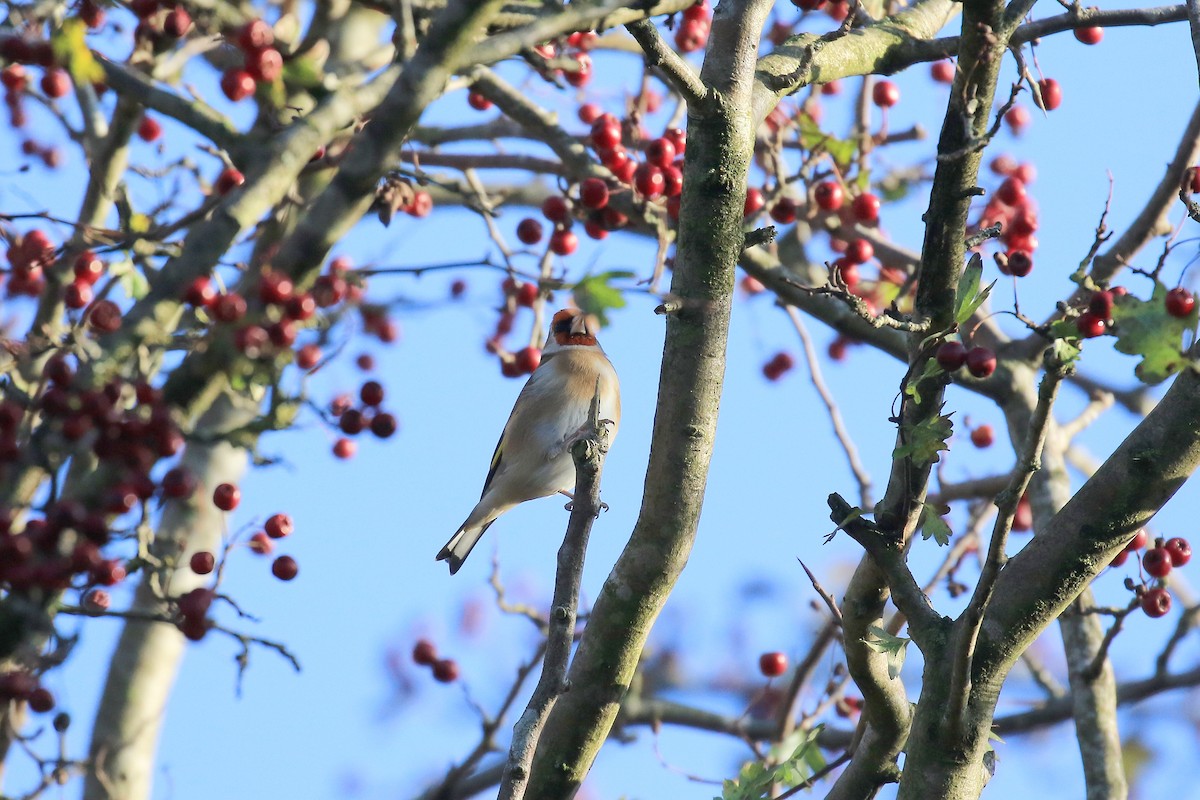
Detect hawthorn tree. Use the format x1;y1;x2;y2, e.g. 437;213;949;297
1;0;1200;799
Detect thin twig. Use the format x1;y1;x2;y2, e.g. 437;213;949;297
944;352;1068;739
626;20;710;108
785;305;873;508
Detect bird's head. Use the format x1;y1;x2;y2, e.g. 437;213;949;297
545;308;599;353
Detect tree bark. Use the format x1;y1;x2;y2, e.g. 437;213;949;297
84;392;258;800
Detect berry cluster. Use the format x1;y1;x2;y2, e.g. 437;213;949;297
0;671;56;714
977;157;1040;278
327;378;400;458
761;351;795;382
412;638;460;683
1111;530;1192;618
221;19;282;102
935;340;997;379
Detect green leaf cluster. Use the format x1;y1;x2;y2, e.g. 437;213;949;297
864;626;910;680
1110;283;1197;384
719;727;827;800
894;409;953;466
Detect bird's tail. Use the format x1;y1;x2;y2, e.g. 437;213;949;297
436;519;495;575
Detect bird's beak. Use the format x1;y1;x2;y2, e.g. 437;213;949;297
570;313;588;337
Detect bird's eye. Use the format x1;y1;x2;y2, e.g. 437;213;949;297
553;319;571;334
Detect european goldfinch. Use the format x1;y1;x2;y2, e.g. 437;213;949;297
437;308;620;574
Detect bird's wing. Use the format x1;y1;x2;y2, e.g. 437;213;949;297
476;358;562;499
479;430;505;500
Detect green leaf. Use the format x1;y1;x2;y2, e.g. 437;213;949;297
797;115;857;168
903;358;944;405
894;410;953;466
954;253;994;325
919;503;953;546
865;625;910;680
106;258;149;300
1051;338;1081;367
1111;283;1197;384
51;18;105;87
572;270;634;327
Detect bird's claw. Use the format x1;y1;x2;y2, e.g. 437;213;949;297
563;499;609;516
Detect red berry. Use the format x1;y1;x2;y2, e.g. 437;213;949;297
542;195;571;224
1143;546;1173;578
1036;78;1062;111
515;281;539;307
579;178;610;210
965;346;996;378
215;167;245;195
1165;537;1191;567
87;300;122;333
549;228;578;256
1141;587;1172;618
970;425;994;449
1;64;26;92
407;191;433;217
220;69;256;102
248;532;274;555
1088;290;1114;320
1165;287;1195;318
370;412;398;439
645;137;676;168
161;467;196;499
1110;550;1129;568
577;103;601;124
237;19;275;51
271;555;298;581
1012;497;1033;532
360;380;385;407
851;192;881;223
40;69;70;99
163;6;192;37
212;292;247;323
432;658;459;683
871;80;900;108
590;118;622;150
245;47;283;83
1126;528;1149;552
1074;25;1103;45
633;163;665;198
936;341;967;371
82;588;111;614
413;639;438;666
1190;167;1200;194
769;197;798;224
744;187;765;216
1004;249;1032;278
450;279;467;298
467;91;492;111
333;438;356;459
996;177;1026;206
1005;105;1030;135
844;238;874;265
28;687;54;713
213;482;240;511
813;180;843;212
931;60;955;84
265;513;294;539
64;280;93;310
1075;311;1106;339
515;347;541;374
673;18;709;52
758;651;788;678
189;551;215;575
137;116;162;142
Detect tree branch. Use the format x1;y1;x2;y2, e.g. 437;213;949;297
626;20;710;109
498;389;611;800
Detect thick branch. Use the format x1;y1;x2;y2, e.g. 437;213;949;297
523;0;775;794
499;395;611;800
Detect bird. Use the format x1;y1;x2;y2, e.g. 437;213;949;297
437;308;620;575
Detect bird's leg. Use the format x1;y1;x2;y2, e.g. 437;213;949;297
561;490;608;514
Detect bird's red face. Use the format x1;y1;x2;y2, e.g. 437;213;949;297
550;309;597;348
